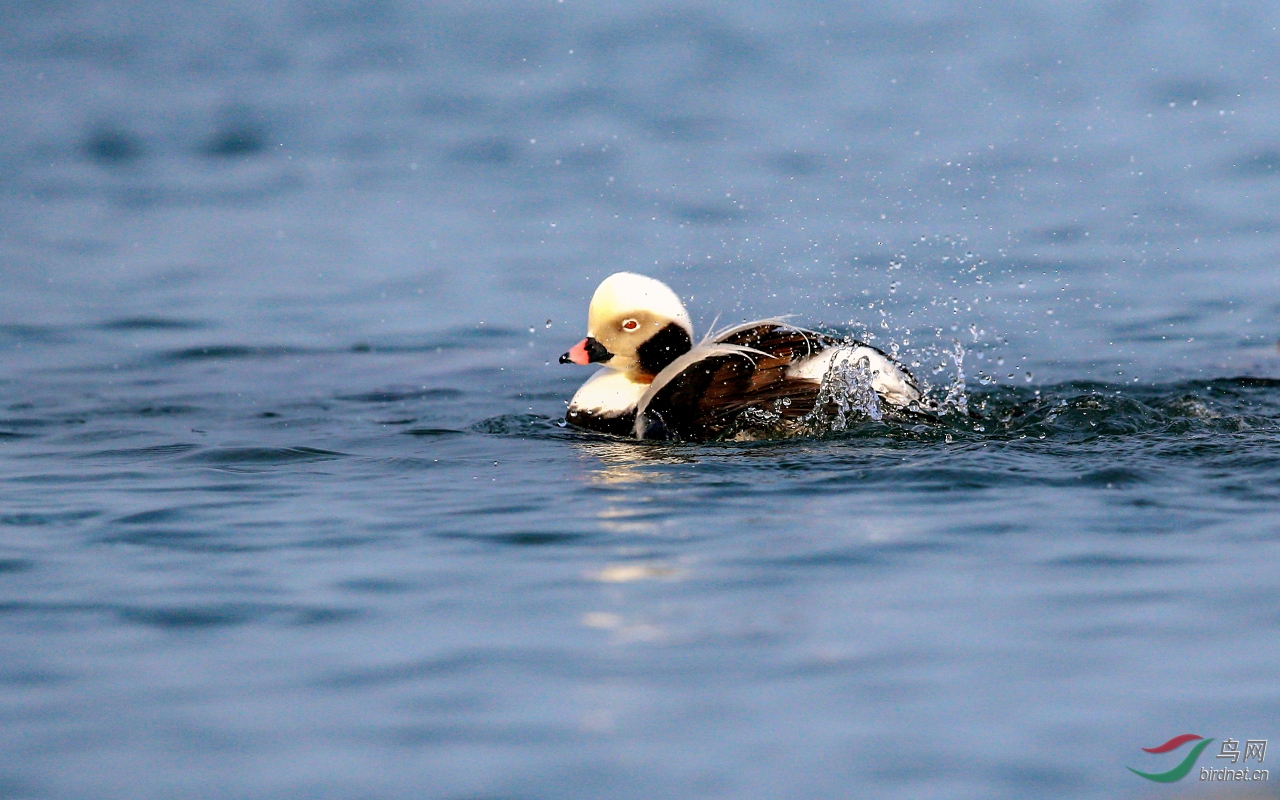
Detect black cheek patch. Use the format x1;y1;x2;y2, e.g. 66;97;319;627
636;323;693;375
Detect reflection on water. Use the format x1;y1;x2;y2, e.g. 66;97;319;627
587;562;684;583
574;439;696;485
582;611;668;644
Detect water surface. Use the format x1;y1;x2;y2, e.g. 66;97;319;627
2;1;1280;798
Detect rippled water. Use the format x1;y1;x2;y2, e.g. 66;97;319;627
3;1;1280;798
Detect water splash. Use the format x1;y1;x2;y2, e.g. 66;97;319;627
809;350;884;431
719;348;891;440
942;341;970;417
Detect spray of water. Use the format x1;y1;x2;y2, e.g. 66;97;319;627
723;336;976;440
723;236;1012;438
943;340;970;417
806;350;883;431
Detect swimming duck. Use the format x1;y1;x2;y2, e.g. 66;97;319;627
559;272;923;441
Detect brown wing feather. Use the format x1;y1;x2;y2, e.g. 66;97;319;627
713;323;837;358
639;324;837;440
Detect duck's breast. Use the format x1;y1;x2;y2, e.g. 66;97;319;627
565;368;647;436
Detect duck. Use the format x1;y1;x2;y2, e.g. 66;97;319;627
559;272;924;441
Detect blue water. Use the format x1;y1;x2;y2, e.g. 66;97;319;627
3;2;1280;798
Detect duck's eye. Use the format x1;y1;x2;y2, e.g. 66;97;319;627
621;319;640;332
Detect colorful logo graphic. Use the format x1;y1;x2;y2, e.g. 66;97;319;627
1128;734;1269;783
1128;735;1214;782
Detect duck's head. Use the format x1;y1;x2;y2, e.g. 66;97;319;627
559;272;694;381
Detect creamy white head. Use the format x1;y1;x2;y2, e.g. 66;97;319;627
587;272;691;338
561;272;695;381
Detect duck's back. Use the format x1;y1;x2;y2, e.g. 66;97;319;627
635;323;920;441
